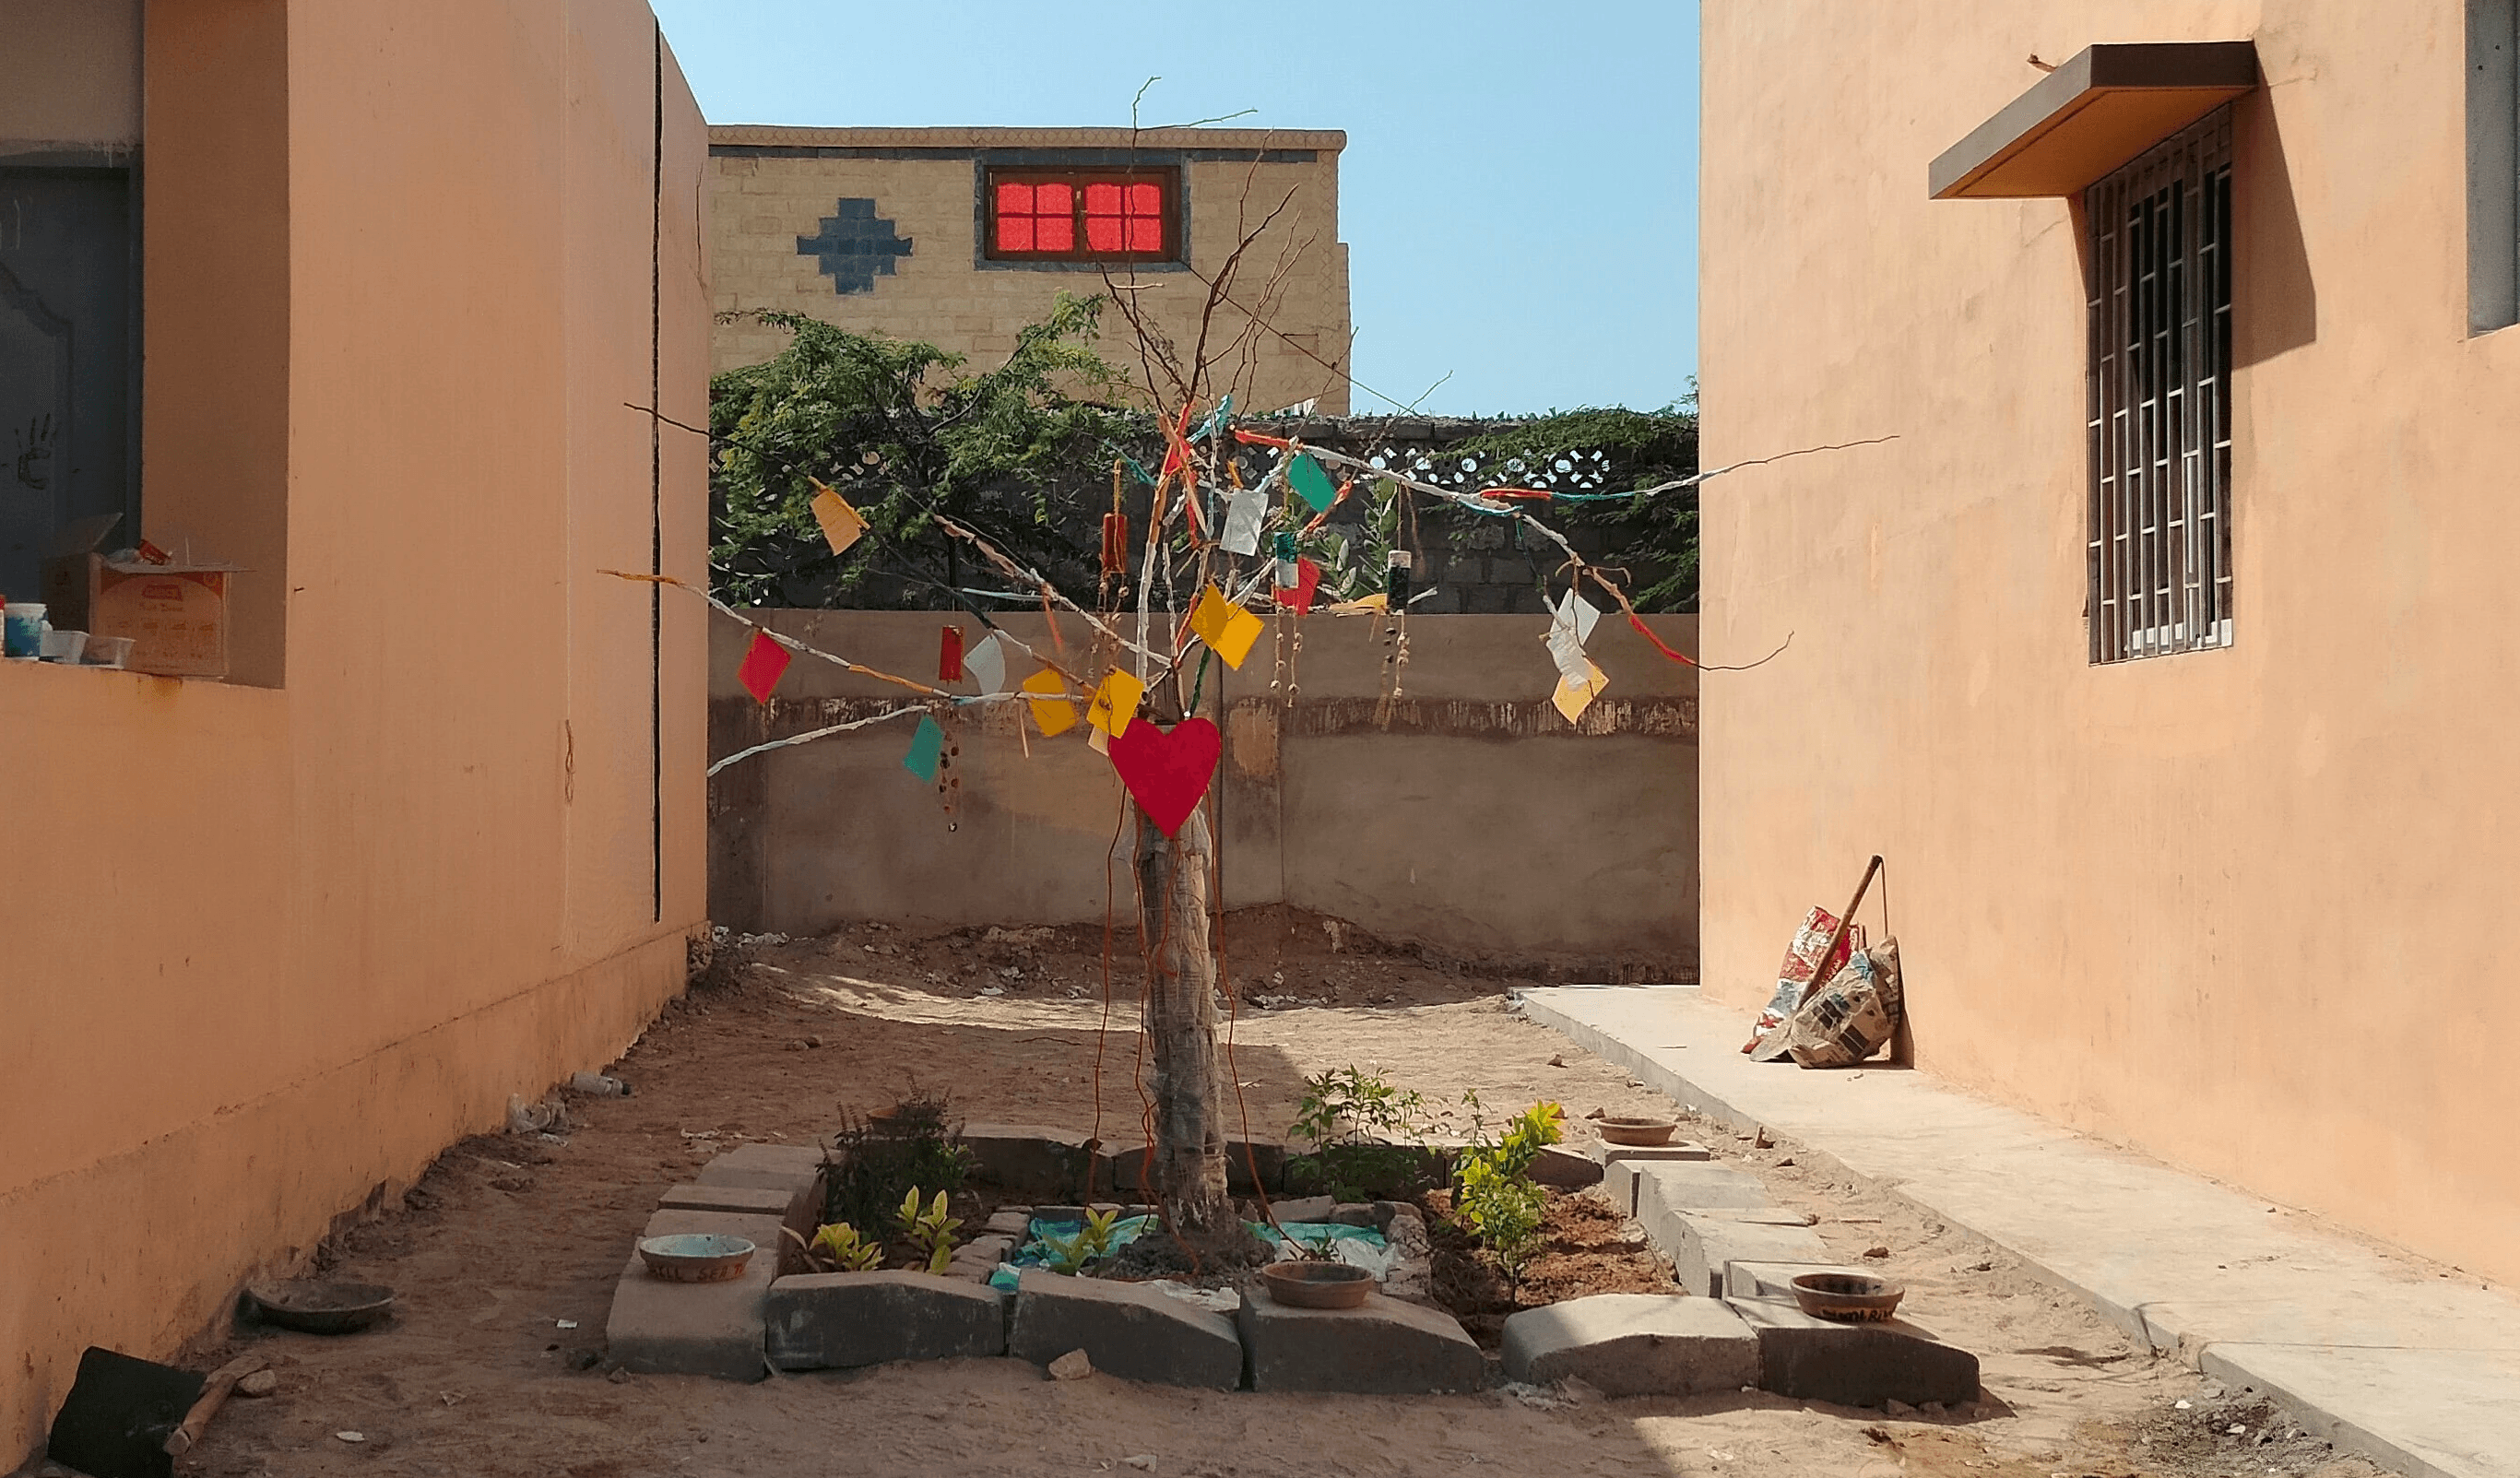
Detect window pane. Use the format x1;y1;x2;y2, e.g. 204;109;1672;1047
1036;182;1072;215
1036;213;1073;251
1127;181;1163;216
1084;182;1122;216
1125;217;1162;252
1085;213;1123;253
996;181;1033;213
999;216;1035;253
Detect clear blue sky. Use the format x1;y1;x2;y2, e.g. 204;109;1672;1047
651;1;1699;418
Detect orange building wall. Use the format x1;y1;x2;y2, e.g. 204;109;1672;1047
0;0;710;1459
1699;1;2520;1285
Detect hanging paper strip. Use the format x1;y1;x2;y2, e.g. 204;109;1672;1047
1108;716;1221;838
1220;482;1268;556
1554;587;1602;644
939;625;964;683
1086;668;1145;739
1189;585;1265;669
810;481;867;555
1287;452;1338;514
903;714;945;782
1545;622;1592;687
1276;556;1321;615
737;630;793;704
1552;659;1609;724
1022;667;1078;738
965;632;1008;695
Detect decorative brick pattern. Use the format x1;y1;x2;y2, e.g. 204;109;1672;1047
796;197;911;294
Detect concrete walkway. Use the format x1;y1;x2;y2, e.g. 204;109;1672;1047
1520;985;2520;1478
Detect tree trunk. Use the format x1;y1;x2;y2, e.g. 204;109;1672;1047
1134;803;1235;1246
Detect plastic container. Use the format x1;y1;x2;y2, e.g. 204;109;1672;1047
83;635;134;668
3;603;43;659
40;629;87;664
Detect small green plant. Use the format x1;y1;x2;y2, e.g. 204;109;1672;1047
805;1221;884;1272
895;1188;961;1275
1450;1100;1566;1299
1039;1207;1125;1274
1284;1065;1436;1201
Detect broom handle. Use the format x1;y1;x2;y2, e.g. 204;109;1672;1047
164;1353;267;1456
1794;856;1884;1011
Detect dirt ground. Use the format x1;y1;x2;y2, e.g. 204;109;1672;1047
113;916;2396;1478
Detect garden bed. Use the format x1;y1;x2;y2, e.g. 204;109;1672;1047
1417;1186;1674;1345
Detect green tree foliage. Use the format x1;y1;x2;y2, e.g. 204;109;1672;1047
1445;395;1701;611
707;294;1151;609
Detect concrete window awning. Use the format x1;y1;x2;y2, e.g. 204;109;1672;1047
1929;41;2259;199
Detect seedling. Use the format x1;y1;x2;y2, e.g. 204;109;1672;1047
895;1188;961;1275
806;1221;883;1272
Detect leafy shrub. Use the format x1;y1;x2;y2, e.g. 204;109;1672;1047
1284;1066;1437;1201
823;1090;973;1235
1450;1099;1565;1295
894;1187;961;1275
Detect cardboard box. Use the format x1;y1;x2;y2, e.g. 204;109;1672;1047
40;518;236;679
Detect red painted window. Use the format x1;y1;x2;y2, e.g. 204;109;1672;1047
988;170;1176;261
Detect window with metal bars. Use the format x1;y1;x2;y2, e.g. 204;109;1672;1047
2086;108;2234;664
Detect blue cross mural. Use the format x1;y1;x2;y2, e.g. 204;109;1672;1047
797;198;912;294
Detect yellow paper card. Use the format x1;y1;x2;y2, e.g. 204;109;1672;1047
1022;667;1077;738
1086;668;1144;739
1552;660;1609;724
1189;585;1265;668
810;480;867;555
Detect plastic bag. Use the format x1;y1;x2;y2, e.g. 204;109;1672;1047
1744;906;1863;1059
1781;937;1904;1068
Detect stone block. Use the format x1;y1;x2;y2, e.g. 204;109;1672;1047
1271;1195;1338;1224
605;1210;785;1380
659;1182;816;1246
982;1210;1035;1236
1727;1297;1980;1409
1006;1270;1243;1389
1635;1161;1771;1212
1500;1295;1759;1397
1584;1139;1713;1165
1601;1150;1721;1218
1664;1214;1832;1297
1532;1144;1604;1188
961;1123;1093;1192
764;1271;1009;1370
1236;1293;1483;1394
695;1141;826;1200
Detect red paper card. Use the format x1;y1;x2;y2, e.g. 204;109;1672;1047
737;630;792;704
1276;557;1322;615
940;625;964;683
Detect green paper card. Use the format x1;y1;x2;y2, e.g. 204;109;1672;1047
1288;452;1338;513
904;714;945;783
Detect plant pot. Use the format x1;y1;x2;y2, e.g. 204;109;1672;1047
245;1281;397;1334
1260;1261;1375;1309
1596;1117;1678;1146
1789;1271;1904;1322
638;1234;756;1283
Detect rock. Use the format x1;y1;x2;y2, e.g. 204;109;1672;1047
1920;1401;1946;1417
1531;1143;1604;1188
235;1369;279;1398
1007;1270;1242;1389
1236;1292;1484;1394
764;1271;1008;1370
1123;1458;1154;1472
605;1210;783;1380
983;1210;1035;1236
1270;1195;1338;1224
1885;1398;1917;1416
694;1142;826;1200
1503;1295;1759;1397
1380;1208;1436;1306
960;1123;1094;1192
1726;1296;1981;1408
1863;1246;1891;1259
1660;1212;1831;1296
1047;1348;1093;1380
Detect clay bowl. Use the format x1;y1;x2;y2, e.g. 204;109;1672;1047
1260;1261;1376;1309
638;1234;756;1283
246;1281;397;1334
1596;1116;1679;1147
1790;1271;1905;1322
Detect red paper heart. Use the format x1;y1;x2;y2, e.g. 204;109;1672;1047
1107;716;1221;838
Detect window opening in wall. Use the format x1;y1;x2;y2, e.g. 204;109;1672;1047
986;168;1177;263
2086;107;2234;665
2471;0;2519;332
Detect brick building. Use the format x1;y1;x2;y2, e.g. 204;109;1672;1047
706;126;1351;413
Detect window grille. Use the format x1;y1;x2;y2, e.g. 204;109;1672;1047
2086;109;2233;664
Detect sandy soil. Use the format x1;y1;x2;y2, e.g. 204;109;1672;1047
122;918;2395;1478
